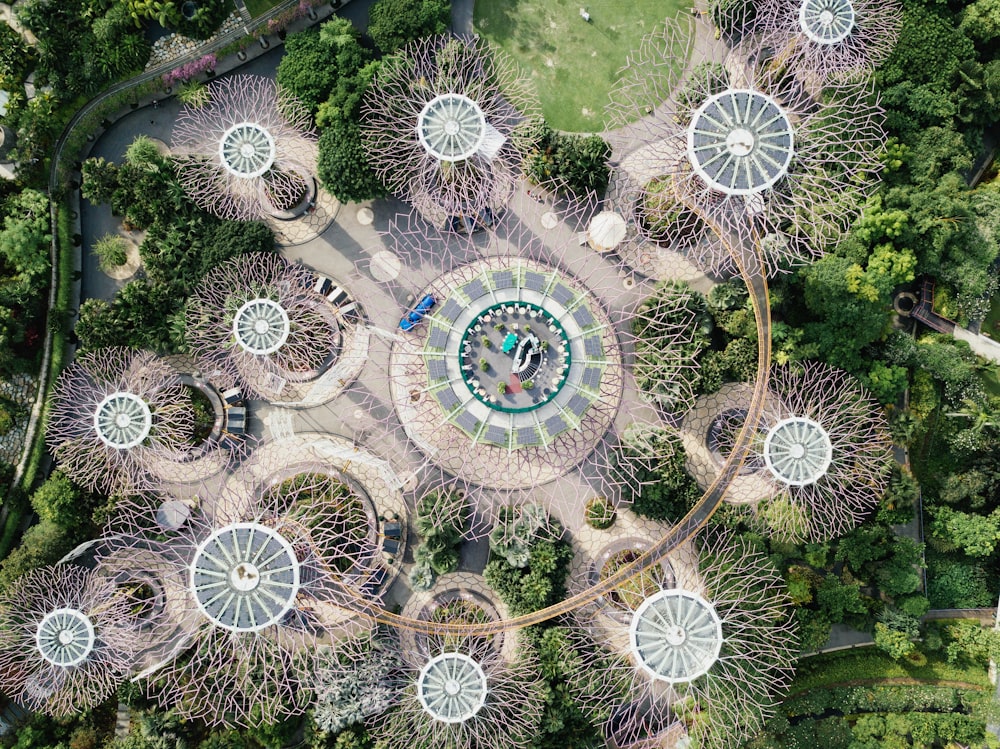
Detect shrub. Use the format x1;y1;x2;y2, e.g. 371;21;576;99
92;234;129;271
367;0;449;54
584;496;616;530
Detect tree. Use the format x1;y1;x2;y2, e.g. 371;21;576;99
317;122;388;204
313;643;399;733
815;575;867;624
80;157;120;206
874;622;915;660
29;470;92;532
367;0;449;54
526;125;612;198
929;505;1000;557
0;188;51;291
277;19;369;116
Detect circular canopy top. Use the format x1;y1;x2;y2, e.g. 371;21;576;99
417;94;487;162
588;211;628;251
94;392;153;449
35;608;96;667
763;416;833;486
629;589;724;684
687;89;795;196
232;298;291;355
219;122;277;178
799;0;856;45
190;522;300;632
417;652;488;723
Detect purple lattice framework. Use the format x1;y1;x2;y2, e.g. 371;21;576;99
361;35;543;227
100;462;383;727
355;612;545;749
606;16;886;277
47;347;196;494
724;361;893;542
568;528;798;749
171;74;318;221
751;0;902;81
373;195;707;525
0;565;141;716
186;252;340;399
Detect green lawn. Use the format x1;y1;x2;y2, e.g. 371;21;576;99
475;0;688;132
245;0;282;19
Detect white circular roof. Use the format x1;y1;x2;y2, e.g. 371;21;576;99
190;522;300;632
629;589;723;684
588;211;628;251
687;89;795;196
763;416;833;486
93;392;153;449
799;0;856;45
416;652;488;723
232;298;291;355
35;608;96;667
219;122;276;178
416;94;487;162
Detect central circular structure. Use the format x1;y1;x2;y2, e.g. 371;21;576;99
232;298;291;355
799;0;856;44
417;652;488;723
416;94;487;162
763;416;833;487
687;89;795;196
219;122;277;178
190;522;300;632
458;302;570;412
94;392;153;449
35;608;96;667
391;260;623;489
629;589;724;684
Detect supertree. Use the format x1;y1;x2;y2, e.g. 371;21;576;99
606;16;886;277
567;528;798;749
709;361;893;542
100;463;383;727
171;74;318;221
185;252;341;400
361;35;542;227
0;565;141;716
345;612;546;749
46;347;197;494
748;0;902;82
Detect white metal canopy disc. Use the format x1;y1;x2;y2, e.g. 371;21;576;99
93;392;153;449
799;0;856;45
219;122;277;178
190;522;300;632
629;589;724;684
416;652;488;723
35;608;96;667
763;416;833;486
232;298;291;355
687;89;795;196
416;94;488;162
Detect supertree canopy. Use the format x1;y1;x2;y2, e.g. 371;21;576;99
0;565;141;716
186;252;341;400
365;613;546;749
361;35;542;226
709;361;893;542
101;464;382;727
750;0;902;81
568;529;798;749
606;16;886;277
171;74;318;221
46;347;197;494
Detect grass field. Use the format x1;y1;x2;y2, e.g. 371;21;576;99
474;0;687;133
245;0;281;19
